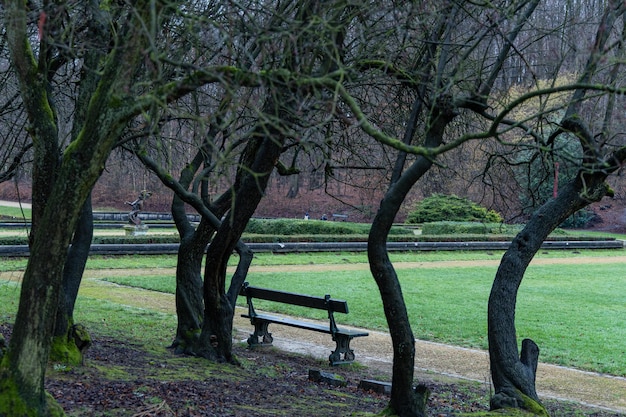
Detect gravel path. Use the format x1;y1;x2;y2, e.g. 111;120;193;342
0;200;31;208
73;259;626;414
2;257;625;413
261;318;626;414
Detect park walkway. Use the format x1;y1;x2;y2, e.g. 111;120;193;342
75;272;626;414
0;200;31;208
259;317;626;414
1;260;625;413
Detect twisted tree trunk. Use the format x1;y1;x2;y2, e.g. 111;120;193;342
367;98;453;415
171;219;211;353
488;174;613;414
488;4;626;402
51;195;94;365
197;131;284;362
368;159;434;417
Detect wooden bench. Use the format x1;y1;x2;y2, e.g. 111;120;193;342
239;282;368;365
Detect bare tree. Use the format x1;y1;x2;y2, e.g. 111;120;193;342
488;1;626;412
0;26;31;187
324;0;625;415
343;2;541;415
0;0;304;413
123;0;351;362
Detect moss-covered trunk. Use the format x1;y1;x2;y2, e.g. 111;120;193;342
51;195;94;365
172;221;212;353
488;175;612;415
48;2;110;367
0;1;153;413
0;192;78;416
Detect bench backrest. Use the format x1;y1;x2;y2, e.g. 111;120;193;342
240;283;349;314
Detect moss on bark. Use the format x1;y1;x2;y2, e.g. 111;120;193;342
456;409;547;416
0;368;65;417
50;324;92;366
489;386;549;416
50;336;81;366
0;374;30;416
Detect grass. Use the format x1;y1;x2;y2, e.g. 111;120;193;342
1;248;622;272
2;245;626;376
567;229;626;240
0;205;31;220
91;253;626;377
76;298;177;345
0;279;176;348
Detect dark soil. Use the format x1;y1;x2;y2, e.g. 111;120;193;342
0;324;617;417
44;334;482;417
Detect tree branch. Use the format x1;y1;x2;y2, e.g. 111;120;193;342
0;143;33;182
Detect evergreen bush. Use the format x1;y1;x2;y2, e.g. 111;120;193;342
245;218;362;235
245;218;409;235
421;221;509;235
406;194;502;224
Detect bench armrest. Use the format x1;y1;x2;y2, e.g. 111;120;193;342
242;282;257;319
325;294;339;337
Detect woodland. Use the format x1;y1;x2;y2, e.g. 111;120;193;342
2;1;626;416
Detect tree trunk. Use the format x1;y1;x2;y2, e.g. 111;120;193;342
171;219;212;354
166;135;228;354
0;180;87;415
368;157;436;417
488;175;611;414
0;2;153;413
136;126;259;360
195;132;284;362
51;194;94;364
488;3;625;412
47;2;110;367
286;173;300;198
367;93;453;415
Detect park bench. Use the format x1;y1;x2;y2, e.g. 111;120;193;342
239;282;369;365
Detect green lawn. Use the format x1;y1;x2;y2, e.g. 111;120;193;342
90;252;626;377
77;247;626;268
0;280;176;348
1;250;625;376
0;205;31;220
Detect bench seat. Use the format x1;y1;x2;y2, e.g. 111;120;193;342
240;283;368;365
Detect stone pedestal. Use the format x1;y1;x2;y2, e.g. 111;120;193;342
123;224;148;236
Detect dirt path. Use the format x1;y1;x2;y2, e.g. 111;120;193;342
2;257;625;413
56;253;626;278
77;276;626;413
73;261;626;414
0;200;31;209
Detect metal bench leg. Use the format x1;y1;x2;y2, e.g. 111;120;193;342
247;320;273;347
329;334;355;365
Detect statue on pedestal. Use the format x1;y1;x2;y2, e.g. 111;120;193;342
124;190;152;235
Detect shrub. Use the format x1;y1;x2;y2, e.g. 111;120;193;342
406;194;502;224
421;221;509;235
559;208;600;228
245;218;363;235
0;236;28;245
0;234;182;245
245;218;410;236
